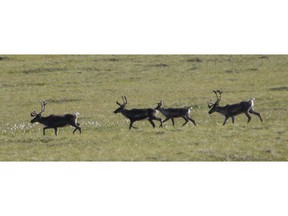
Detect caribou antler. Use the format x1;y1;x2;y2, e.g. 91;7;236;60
122;96;127;105
30;101;47;116
39;101;47;115
155;99;163;109
116;96;128;106
213;90;222;103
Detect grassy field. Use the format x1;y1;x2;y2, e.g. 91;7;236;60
0;55;287;161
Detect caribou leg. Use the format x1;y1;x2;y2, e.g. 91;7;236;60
223;116;229;125
187;116;196;126
54;127;58;136
72;123;81;134
43;127;48;136
162;117;171;124
129;121;137;130
249;109;263;122
148;119;156;128
154;117;163;128
171;118;175;126
182;117;189;126
245;112;252;123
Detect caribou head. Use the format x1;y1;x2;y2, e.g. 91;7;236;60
114;96;128;114
30;101;47;123
208;90;222;114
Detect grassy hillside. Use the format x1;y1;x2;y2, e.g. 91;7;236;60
0;55;287;161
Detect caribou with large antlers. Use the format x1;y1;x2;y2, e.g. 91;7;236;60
30;101;81;135
208;90;263;125
114;96;163;130
155;100;196;127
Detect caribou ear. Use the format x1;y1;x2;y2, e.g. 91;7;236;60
30;111;37;117
208;103;214;109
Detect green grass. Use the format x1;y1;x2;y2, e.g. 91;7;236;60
0;55;287;161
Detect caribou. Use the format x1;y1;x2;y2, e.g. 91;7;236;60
208;90;263;125
114;96;163;130
30;101;81;135
155;100;196;127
